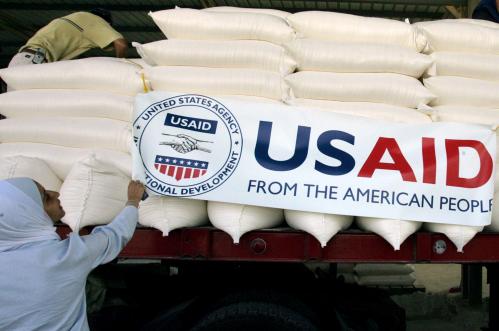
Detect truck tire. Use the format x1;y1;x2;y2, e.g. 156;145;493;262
190;301;319;331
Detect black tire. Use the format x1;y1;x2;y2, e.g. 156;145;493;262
190;301;319;331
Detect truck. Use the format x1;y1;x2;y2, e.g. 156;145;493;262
55;225;499;331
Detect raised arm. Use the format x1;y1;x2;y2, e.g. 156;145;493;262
113;38;128;58
77;180;144;269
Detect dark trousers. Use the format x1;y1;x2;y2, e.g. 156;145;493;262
472;8;499;22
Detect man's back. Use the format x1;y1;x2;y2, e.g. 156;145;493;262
23;12;123;62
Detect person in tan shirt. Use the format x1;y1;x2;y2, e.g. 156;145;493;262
8;9;128;67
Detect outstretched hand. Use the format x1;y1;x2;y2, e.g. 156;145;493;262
127;180;145;208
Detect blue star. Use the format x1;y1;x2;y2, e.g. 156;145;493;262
173;159;177;164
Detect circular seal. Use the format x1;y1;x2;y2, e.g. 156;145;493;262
134;94;243;197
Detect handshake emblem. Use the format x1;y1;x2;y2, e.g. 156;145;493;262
160;133;213;154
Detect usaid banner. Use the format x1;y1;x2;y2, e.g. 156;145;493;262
133;92;496;226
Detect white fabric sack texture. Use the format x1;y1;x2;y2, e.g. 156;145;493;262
426;52;499;82
0;143;132;180
149;8;295;45
356;217;422;251
133;40;296;75
215;95;283;104
0;117;132;153
59;155;129;231
286;72;435;108
0;90;133;122
0;57;145;95
203;6;291;19
287;99;432;123
284;210;353;247
0;156;62;192
425;76;499;108
287;40;432;77
138;196;208;235
449;18;499;28
354;263;414;276
145;66;289;101
288;11;427;51
414;20;499;54
356;274;416;286
207;201;284;243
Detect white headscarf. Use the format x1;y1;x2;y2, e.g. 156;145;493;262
0;178;60;252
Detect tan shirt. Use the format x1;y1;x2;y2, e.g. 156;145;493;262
21;12;123;62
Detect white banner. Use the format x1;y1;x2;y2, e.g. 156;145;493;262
133;92;496;226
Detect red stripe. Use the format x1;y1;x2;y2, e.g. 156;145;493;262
201;169;207;176
154;163;159;170
160;164;167;174
175;167;184;181
193;169;200;178
167;165;175;177
184;168;192;179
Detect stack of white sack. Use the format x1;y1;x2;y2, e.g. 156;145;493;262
354;264;416;286
283;11;435;249
141;7;294;102
337;263;356;284
141;7;294;242
202;6;291;19
0;57;208;233
415;19;499;252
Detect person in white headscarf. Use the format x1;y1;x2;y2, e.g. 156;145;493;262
0;177;144;331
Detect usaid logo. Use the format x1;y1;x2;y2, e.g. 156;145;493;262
134;94;243;197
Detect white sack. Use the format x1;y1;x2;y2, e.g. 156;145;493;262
449;18;499;29
0;90;133;122
138;196;208;235
287;40;432;77
60;155;129;231
338;263;356;274
145;66;289;101
427;52;499;82
354;263;414;276
207;201;283;243
356;217;422;250
284;210;353;247
414;20;499;54
287;99;432;123
356;274;416;286
0;57;145;95
424;223;483;252
215;95;283;104
288;11;427;51
0;156;62;192
0;143;131;180
134;40;296;75
286;72;435;108
149;8;295;45
424;76;499;108
203;6;291;19
0;117;131;153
